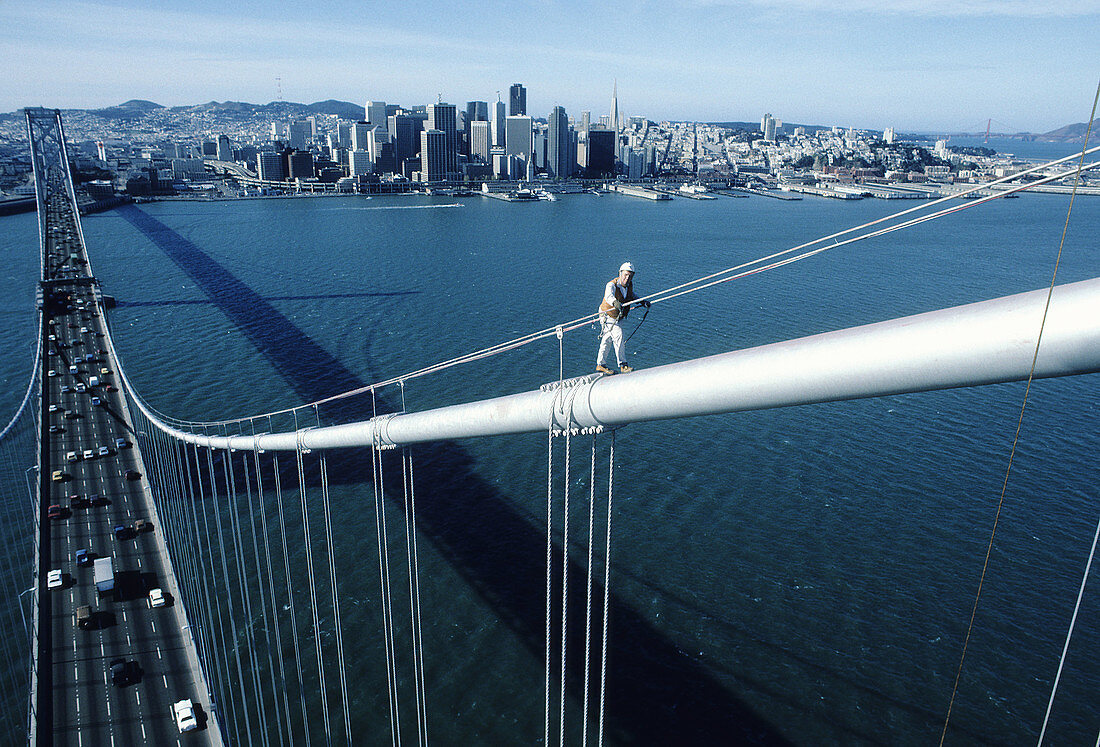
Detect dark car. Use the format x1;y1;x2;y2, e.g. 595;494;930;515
109;659;136;686
47;504;62;520
125;469;141;480
113;525;131;541
75;549;92;566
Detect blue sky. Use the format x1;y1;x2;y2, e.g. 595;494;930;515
4;0;1098;133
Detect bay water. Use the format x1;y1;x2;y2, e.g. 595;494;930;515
1;186;1097;744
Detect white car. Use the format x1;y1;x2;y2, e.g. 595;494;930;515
172;699;198;732
83;449;94;460
98;446;109;457
48;369;57;378
47;569;63;589
149;588;166;608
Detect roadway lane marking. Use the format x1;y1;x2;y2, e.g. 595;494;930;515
151;620;156;633
140;723;146;740
156;645;163;660
135;690;141;705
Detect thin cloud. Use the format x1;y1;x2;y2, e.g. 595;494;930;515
690;0;1099;17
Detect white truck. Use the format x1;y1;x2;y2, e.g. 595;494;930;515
93;557;115;599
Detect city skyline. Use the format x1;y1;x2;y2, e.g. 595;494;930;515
3;0;1098;133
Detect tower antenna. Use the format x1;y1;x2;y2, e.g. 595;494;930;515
275;77;283;101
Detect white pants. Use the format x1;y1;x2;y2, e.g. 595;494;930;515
596;315;625;368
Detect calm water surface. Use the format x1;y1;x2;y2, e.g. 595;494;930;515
1;189;1097;744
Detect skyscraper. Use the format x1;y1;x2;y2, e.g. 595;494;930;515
289;119;312;150
547;106;571;179
509;84;527;116
389;114;418;166
216;135;232;162
366;100;388;127
257;151;284;181
609;80;620;134
470;121;491;163
351;121;373;152
427;102;458;178
761;113;776;142
466;101;488;125
420;129;446;182
505;116;533;177
492;98;506;148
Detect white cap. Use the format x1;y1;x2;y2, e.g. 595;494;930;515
619;262;635;274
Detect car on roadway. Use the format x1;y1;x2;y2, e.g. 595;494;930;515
91;396;102;407
75;382;86;393
80;326;88;334
109;659;134;687
83;449;94;460
75;549;91;566
51;470;66;482
47;504;62;520
60;385;71;393
172;699;198;732
149;588;167;608
48;404;59;413
64;409;77;419
115;437;128;449
48;369;57;378
125;469;140;480
98;445;110;457
66;451;78;462
69;493;85;509
105;384;117;392
47;569;64;589
113;525;131;540
100;367;110;375
49;425;63;434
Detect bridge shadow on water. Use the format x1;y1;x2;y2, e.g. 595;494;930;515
114;291;419;309
115;204;791;745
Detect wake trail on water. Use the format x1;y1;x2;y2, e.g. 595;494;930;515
321;204;464;211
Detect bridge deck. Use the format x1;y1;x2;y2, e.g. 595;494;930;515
28;107;220;745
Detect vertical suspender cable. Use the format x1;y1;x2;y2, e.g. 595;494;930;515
314;405;353;745
407;439;429;746
215;437;254;744
236;443;272;747
545;327;564;746
559;425;571;746
224;425;267;746
597;431;615;747
193;440;232;740
581;434;597;746
182;441;217;703
273;414;310;746
294;409;332;745
371;389;401;746
399;383;428;746
261;416;295;746
206;440;246;745
249;419;288;747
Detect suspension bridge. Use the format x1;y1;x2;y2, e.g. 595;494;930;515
2;108;1099;744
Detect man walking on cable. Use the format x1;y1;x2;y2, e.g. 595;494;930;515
596;262;649;375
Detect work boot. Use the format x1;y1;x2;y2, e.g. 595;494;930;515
620;364;634;373
596;364;615;375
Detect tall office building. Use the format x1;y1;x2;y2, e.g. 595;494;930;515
366;100;388;127
509;84;526;116
427;102;458;178
336;121;352;148
492;98;506;148
505;116;533;177
761;113;776;142
287;150;314;179
547;106;571;179
257;151;285;181
580;111;591;137
289;119;312;150
466;101;488;125
351;121;373;152
609;80;620;134
389;114;418;166
349;150;373;176
420;129;446;182
470;121;491;163
585;128;615;176
216;135;232;162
